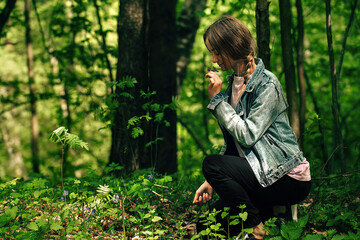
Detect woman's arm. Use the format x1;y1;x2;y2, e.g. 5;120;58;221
209;82;287;147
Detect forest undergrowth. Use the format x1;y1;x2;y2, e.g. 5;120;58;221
0;166;359;240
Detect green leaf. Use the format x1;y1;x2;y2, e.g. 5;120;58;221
27;222;39;231
50;222;63;231
34;191;41;198
5;206;18;219
239;212;248;221
0;215;10;227
151;216;162;223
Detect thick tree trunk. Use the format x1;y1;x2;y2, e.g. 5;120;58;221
0;0;17;36
110;0;149;173
295;0;305;150
25;0;40;173
256;0;271;70
176;0;207;95
149;0;177;174
325;0;346;173
279;0;300;140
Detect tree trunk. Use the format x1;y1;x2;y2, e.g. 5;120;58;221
110;0;149;173
279;0;300;140
295;0;305;150
256;0;271;70
92;0;115;95
25;0;40;173
0;0;17;36
176;0;207;95
325;0;345;173
149;0;177;174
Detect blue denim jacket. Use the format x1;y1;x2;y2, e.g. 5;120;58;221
207;58;304;187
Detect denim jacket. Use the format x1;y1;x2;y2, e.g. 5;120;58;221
207;58;304;187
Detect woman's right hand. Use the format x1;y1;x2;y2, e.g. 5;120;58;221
193;181;213;205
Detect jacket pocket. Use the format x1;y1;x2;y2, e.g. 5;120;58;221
265;133;288;159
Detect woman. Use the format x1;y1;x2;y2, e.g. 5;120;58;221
192;16;311;239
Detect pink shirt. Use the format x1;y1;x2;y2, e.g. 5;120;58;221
287;159;311;181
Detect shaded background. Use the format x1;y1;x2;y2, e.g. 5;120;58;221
0;0;359;181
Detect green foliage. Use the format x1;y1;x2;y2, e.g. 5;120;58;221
49;126;89;151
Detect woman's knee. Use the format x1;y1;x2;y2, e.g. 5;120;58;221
202;155;221;177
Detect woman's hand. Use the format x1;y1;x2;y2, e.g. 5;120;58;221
205;71;223;99
193;181;214;205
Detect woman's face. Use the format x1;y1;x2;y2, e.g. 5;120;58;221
206;39;240;72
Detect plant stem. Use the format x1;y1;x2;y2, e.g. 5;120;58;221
61;143;65;203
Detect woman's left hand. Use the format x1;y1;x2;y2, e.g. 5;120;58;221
206;71;223;99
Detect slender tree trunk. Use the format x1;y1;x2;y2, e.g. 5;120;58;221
295;0;305;150
176;0;207;95
304;73;329;172
0;0;17;36
325;0;345;173
25;0;40;173
92;0;115;95
337;0;357;80
110;0;149;173
279;0;300;140
149;0;177;174
256;0;271;70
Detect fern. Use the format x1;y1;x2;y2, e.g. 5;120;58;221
49;126;89;150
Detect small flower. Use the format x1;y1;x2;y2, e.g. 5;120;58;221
61;197;64;201
84;207;90;213
91;209;96;215
85;216;90;222
207;66;219;72
63;190;69;196
147;173;154;180
113;194;120;203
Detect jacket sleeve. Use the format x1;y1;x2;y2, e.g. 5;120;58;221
207;82;287;148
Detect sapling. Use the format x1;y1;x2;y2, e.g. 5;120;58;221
49;126;89;203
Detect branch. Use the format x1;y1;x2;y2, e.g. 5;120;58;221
337;0;358;78
313;169;360;180
177;117;208;156
0;0;17;36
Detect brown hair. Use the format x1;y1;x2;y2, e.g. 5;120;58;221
204;16;256;82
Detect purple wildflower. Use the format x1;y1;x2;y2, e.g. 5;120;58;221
207;66;219;72
63;190;69;196
85;216;90;222
84;207;90;213
91;209;96;215
147;173;154;180
113;195;120;203
61;197;64;201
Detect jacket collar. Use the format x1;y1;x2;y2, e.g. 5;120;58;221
226;58;265;93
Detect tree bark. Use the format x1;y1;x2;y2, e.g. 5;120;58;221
149;0;177;174
279;0;300;140
176;0;207;95
325;0;345;173
295;0;305;150
0;0;17;36
110;0;149;173
256;0;271;70
25;0;40;173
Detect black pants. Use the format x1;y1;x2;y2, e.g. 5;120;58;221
199;154;311;236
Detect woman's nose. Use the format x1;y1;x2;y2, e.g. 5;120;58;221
212;54;217;63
